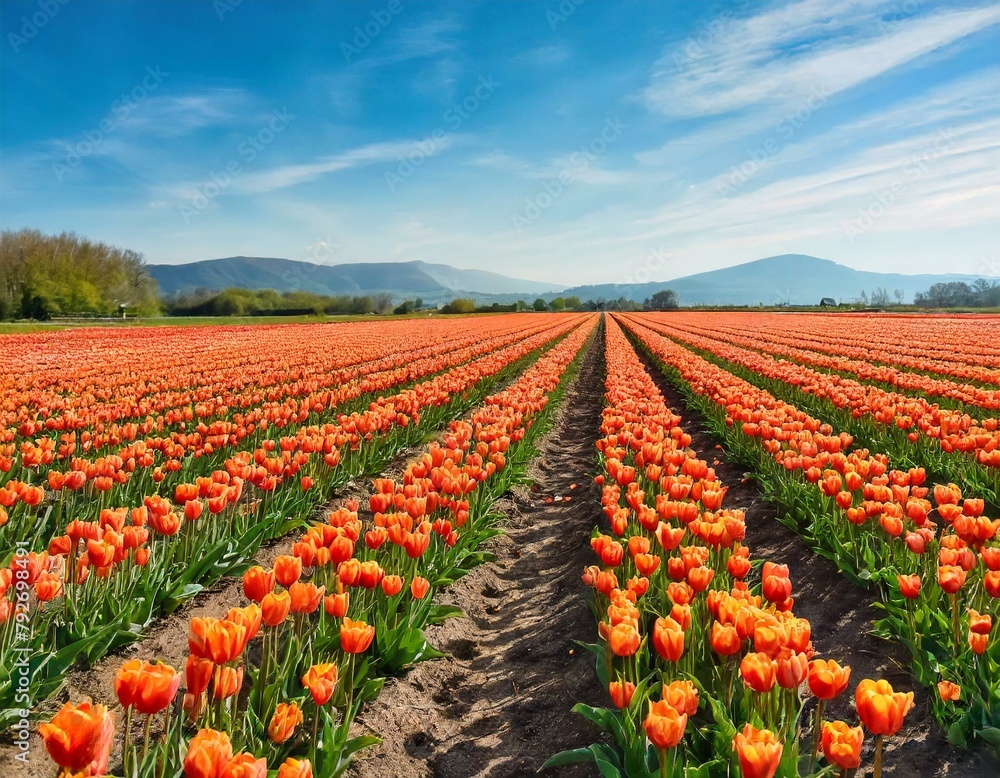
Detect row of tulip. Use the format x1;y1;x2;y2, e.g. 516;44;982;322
618;313;1000;752
0;315;572;552
1;316;557;451
665;312;1000;384
0;316;587;728
546;315;916;778
632;313;1000;502
33;316;598;777
655;312;1000;411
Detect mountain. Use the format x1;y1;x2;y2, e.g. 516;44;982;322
558;255;982;306
150;253;980;307
149;257;562;301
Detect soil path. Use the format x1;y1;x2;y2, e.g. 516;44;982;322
628;335;997;777
349;331;608;778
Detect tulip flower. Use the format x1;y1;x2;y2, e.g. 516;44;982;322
302;663;338;706
340;617;376;654
115;659;181;715
243;566;275;603
732;724;782;778
184;728;234;778
897;574;921;599
608;680;635;709
740;652;777;693
277;758;313;778
856;678;914;777
652;616;684;662
262;590;291;627
662;679;698;717
38;700;114;775
821;720;863;770
643;699;687;749
937;681;961;702
268;701;304;743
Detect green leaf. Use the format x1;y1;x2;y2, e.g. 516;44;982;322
541;748;596;769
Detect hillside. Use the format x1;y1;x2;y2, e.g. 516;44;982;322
149;257;561;301
149;254;981;306
559;255;982;306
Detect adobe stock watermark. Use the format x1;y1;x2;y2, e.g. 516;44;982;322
667;0;751;73
341;0;404;62
214;0;244;21
178;108;293;223
51;66;169;182
7;0;71;53
714;85;829;198
385;74;499;192
547;0;587;30
511;116;626;232
9;542;34;765
615;246;674;299
841;128;954;243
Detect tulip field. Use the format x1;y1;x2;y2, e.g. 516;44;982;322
2;311;999;777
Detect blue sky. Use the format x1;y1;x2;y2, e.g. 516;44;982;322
1;0;998;285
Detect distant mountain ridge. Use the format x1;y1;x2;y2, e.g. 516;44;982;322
149;257;562;302
559;255;983;306
149;254;981;306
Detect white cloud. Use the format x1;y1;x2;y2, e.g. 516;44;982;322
645;0;1000;118
233;136;457;192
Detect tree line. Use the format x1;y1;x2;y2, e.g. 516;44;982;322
0;229;160;319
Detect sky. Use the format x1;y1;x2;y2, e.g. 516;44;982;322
1;0;998;286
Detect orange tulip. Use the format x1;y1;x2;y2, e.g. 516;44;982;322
608;680;635;709
302;662;338;706
340;617;376;654
274;555;302;587
662;679;698;717
821;720;863;770
190;617;248;665
740;652;777;693
776;650;809;690
268;702;304;743
608;622;641;657
221;753;267;778
261;590;291;627
855;678;914;736
277;758;313;778
243;567;275;603
732;724;782;778
969;631;988;655
937;681;961;702
115;659;180;715
808;659;851;700
897;574;921;599
324;591;350;618
652;616;684;662
213;666;244;700
186;655;214;697
710;621;741;656
643;699;687;749
38;700;114;775
183;728;234;778
411;576;431;599
937;565;967;594
289;582;325;614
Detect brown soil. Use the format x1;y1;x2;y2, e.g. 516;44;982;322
348;332;608;778
631;342;999;777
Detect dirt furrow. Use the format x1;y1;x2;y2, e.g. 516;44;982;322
349;330;608;778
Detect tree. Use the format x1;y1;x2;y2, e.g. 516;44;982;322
393;300;414;315
549;297;566;311
515;300;528;311
441;298;476;314
532;298;547;311
564;295;582;310
894;289;905;304
371;292;394;314
870;287;891;307
644;289;679;311
0;228;160;319
414;297;423;310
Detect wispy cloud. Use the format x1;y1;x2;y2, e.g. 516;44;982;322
645;0;1000;118
232;137;458;192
